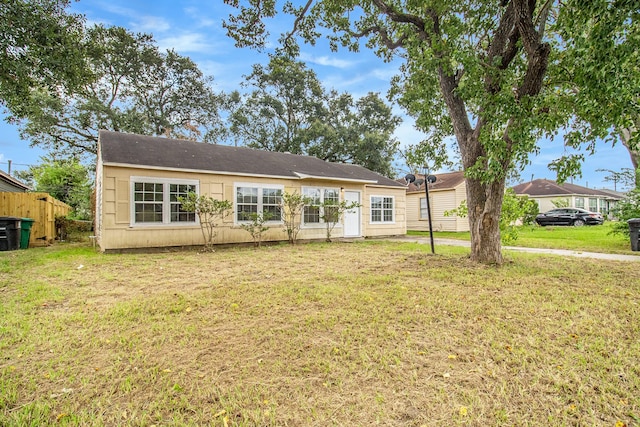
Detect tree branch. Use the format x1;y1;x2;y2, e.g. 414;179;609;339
514;0;550;98
282;0;313;49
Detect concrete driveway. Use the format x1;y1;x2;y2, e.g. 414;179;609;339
394;237;640;262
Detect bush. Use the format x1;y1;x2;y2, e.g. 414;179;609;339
55;216;93;241
444;189;539;243
610;189;640;236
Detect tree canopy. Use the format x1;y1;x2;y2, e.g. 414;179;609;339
0;0;89;116
16;156;93;219
224;0;635;264
227;56;400;176
552;0;640;186
11;25;225;157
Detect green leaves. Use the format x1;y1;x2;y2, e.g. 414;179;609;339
228;56;400;176
5;23;224;157
0;0;90;115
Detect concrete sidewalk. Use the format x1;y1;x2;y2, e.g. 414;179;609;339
393;237;640;262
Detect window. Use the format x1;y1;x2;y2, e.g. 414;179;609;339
575;197;584;209
170;184;197;222
371;196;394;223
235;184;282;222
302;187;340;225
599;199;607;214
132;178;198;225
589;198;598;211
419;197;432;219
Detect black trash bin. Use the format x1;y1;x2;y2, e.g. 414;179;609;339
0;217;22;251
628;218;640;252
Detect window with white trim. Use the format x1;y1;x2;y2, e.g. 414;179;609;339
302;187;340;225
419;197;430;219
235;184;283;222
575;197;585;209
371;196;394;223
132;178;198;225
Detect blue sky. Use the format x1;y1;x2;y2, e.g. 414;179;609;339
0;0;633;190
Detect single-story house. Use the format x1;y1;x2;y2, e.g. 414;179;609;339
402;171;469;232
0;169;30;192
512;179;624;217
95;130;406;251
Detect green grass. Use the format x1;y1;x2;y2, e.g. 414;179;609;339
409;222;634;254
1;241;639;426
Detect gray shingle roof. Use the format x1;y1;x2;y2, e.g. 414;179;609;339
397;171;465;192
98;130;403;187
512;179;623;199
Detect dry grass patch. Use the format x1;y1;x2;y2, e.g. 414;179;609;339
1;241;639;426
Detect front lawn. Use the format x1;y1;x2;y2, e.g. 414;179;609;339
409;222;634;254
1;241;639;426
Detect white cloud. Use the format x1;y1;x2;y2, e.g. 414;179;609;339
157;33;215;54
299;53;355;69
133;16;172;33
183;7;217;28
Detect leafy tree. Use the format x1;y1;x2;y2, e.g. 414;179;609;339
305;91;400;177
610;189;640;237
318;199;361;242
596;168;636;193
279;191;313;244
239;212;273;247
178;193;233;251
552;1;640;187
0;0;89;116
227;56;400;176
224;0;625;264
11;25;224;157
500;189;538;243
228;56;324;153
16;157;93;220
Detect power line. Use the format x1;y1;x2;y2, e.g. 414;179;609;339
0;160;32;166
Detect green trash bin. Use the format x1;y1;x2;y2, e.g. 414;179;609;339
20;218;35;249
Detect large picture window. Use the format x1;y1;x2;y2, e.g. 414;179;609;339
132;178;198;225
371;196;394;223
235;184;283;222
302;187;340;225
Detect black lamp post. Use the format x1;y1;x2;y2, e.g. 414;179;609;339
404;169;437;254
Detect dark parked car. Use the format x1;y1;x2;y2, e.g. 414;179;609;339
535;208;604;227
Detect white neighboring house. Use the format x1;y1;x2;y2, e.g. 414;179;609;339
512;179;624;218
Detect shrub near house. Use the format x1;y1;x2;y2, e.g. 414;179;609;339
95;131;406;251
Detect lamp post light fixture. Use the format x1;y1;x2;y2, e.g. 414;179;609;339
404;169;437;254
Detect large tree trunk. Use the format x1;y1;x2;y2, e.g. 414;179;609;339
620;125;640;188
466;176;506;265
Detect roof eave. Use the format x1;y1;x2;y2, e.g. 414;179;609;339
102;162;384;184
293;171;378;184
102;162;296;181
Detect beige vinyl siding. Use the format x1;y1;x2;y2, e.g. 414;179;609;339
405;181;469;232
98;164;405;251
362;186;406;237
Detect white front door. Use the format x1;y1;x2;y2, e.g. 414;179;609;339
343;191;361;237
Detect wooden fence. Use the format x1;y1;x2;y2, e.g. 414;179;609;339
0;192;72;247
